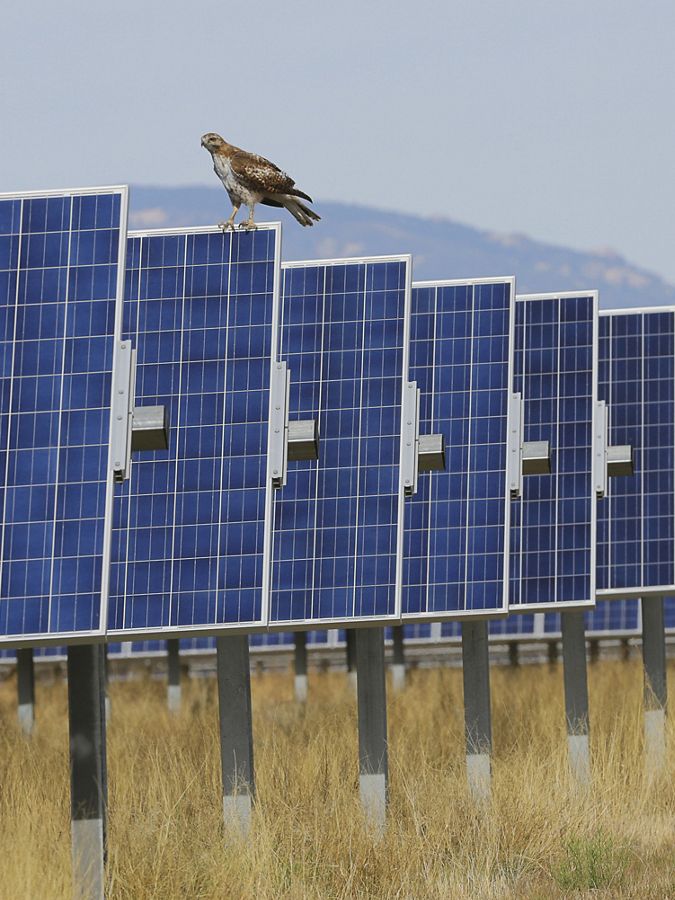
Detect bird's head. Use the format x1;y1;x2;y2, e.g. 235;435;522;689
201;132;226;153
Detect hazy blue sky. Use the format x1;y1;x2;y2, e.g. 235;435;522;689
3;1;675;280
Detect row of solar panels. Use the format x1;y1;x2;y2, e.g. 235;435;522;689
1;596;674;664
0;185;673;648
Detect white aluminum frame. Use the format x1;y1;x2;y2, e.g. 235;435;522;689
401;276;517;624
268;254;413;631
0;185;129;649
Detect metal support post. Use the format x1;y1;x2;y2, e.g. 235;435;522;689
67;644;107;900
461;621;492;803
508;642;519;667
588;638;600;664
216;635;254;833
641;596;667;774
390;626;406;693
548;640;559;666
17;647;35;735
101;645;110;725
346;629;358;693
355;628;388;830
293;632;308;702
167;639;181;713
561;611;591;785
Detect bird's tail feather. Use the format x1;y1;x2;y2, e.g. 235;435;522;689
284;197;321;227
288;187;314;203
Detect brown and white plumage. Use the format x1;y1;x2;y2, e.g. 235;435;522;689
200;132;320;230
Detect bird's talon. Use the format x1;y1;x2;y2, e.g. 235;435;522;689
239;222;257;231
218;221;235;232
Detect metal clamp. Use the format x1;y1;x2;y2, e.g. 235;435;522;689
111;341;170;483
402;381;446;498
508;393;553;498
507;393;524;497
418;434;446;473
111;342;134;483
522;440;551;475
401;382;419;497
269;362;318;490
270;362;290;489
594;400;634;497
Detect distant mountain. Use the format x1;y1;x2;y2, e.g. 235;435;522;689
129;187;675;310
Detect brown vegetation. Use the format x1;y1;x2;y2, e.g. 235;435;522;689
0;657;673;898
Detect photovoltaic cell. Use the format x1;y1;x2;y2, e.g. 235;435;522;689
597;309;675;598
510;293;597;610
109;225;280;638
270;256;410;627
0;187;127;646
403;278;515;621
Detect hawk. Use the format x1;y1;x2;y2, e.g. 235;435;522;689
201;132;320;230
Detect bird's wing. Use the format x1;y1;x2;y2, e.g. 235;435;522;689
230;150;297;196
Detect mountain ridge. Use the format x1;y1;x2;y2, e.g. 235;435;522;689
129;187;675;310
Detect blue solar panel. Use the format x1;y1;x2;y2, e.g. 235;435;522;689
439;621;462;639
109;225;280;638
108;638;217;657
250;630;329;648
0;187;127;646
510;292;597;610
402;278;515;621
489;614;537;637
0;644;67;662
544;599;640;636
664;597;675;631
384;623;436;642
269;256;411;627
597;309;675;598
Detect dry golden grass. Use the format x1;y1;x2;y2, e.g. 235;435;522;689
0;657;673;898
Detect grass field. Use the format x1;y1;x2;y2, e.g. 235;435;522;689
0;656;673;898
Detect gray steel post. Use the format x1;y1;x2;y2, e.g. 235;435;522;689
390;625;406;693
346;629;358;693
641;596;667;773
293;632;308;703
167;639;181;713
216;635;254;833
508;642;519;667
461;621;492;802
101;645;110;725
355;628;388;830
548;640;559;666
17;647;35;736
561;611;591;785
588;638;600;664
67;644;107;900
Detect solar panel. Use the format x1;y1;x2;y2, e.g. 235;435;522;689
509;292;598;611
108;638;216;657
0;645;67;662
0;186;128;646
108;225;281;639
597;309;675;599
664;597;675;631
269;256;411;627
402;278;515;621
544;600;641;637
250;630;330;649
